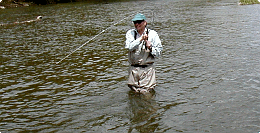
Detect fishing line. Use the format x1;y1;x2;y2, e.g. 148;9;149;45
56;9;156;65
56;13;135;64
151;9;154;29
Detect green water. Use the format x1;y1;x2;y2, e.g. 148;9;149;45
1;0;260;132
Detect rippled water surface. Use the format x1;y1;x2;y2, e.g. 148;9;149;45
1;0;260;132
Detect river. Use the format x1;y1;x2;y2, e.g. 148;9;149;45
1;0;260;132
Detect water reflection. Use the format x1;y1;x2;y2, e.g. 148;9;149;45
127;91;160;133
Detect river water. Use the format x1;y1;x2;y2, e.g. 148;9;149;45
1;0;260;132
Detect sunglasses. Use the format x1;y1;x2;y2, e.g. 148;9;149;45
133;20;144;24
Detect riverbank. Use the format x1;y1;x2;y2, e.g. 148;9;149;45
238;0;260;5
0;0;35;9
0;0;131;9
0;0;94;9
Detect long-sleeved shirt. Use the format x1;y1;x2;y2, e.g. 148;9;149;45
125;28;162;65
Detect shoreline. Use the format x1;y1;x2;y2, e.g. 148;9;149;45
238;0;260;5
0;0;128;9
0;0;131;9
1;0;260;9
0;1;35;9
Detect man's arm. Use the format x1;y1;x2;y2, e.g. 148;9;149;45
149;30;163;57
125;30;142;51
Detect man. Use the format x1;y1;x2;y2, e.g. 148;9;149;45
125;13;163;93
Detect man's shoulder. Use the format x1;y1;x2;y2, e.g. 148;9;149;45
127;29;135;33
148;28;156;32
148;29;158;35
126;29;136;35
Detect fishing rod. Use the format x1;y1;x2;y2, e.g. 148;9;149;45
56;9;156;64
56;14;135;64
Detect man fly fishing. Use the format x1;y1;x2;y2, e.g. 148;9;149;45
125;13;163;94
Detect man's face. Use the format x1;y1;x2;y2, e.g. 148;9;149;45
133;20;146;31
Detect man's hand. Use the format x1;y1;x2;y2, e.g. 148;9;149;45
145;40;152;50
141;34;148;41
140;34;151;50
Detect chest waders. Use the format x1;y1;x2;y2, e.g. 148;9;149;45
128;28;156;92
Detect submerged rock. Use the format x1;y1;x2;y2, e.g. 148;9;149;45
1;16;42;26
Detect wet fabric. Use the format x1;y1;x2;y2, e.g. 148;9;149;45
128;65;156;91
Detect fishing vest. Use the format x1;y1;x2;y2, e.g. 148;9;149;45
128;29;155;66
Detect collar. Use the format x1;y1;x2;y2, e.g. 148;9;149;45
134;28;148;35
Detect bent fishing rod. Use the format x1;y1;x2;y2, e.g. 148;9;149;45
56;14;135;65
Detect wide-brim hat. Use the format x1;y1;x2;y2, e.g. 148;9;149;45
132;13;146;21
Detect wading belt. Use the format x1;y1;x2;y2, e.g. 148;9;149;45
131;64;147;68
131;63;153;68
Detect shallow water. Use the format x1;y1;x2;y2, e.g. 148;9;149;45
1;0;260;132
